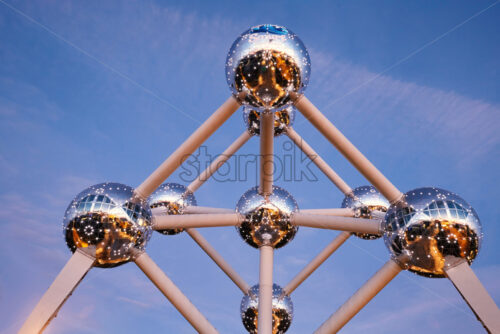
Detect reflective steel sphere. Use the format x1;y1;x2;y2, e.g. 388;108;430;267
243;106;295;136
382;187;482;278
240;284;293;334
63;182;152;268
341;185;390;240
226;24;311;111
236;186;298;248
148;183;196;235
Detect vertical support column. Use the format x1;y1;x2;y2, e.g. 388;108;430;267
259;111;274;196
294;95;403;204
258;245;274;334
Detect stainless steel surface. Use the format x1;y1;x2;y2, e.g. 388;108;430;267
383;187;482;278
341;185;390;240
148;183;196;235
63;182;152;268
241;283;293;334
226;24;310;111
244;106;295;136
236;186;298;248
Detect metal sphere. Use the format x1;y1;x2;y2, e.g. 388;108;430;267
226;24;311;111
63;182;152;268
341;185;390;240
240;284;293;334
148;183;196;235
236;186;298;249
382;187;482;278
243;106;295;136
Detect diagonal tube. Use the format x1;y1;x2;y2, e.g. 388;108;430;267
258;245;274;334
293;95;403;204
314;256;407;334
151;205;233;215
18;249;95;334
183;206;234;214
134;252;218;334
300;208;355;217
286;127;353;196
186;228;250;294
259;111;274;196
186;131;252;194
292;213;382;235
444;257;500;333
284;232;351;295
153;213;241;230
134;96;241;199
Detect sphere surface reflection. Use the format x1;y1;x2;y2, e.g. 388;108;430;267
243;106;295;136
341;185;390;240
236;186;298;248
226;24;310;111
382;187;482;277
63;182;152;268
240;284;293;334
148;183;196;235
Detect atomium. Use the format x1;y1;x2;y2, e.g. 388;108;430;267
226;24;311;111
236;186;298;248
382;187;482;278
341;185;390;240
241;284;293;334
63;182;152;268
243;106;295;136
148;183;196;235
20;23;498;334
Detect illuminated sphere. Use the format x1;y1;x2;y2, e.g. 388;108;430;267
341;185;390;240
236;186;298;248
226;24;311;111
243;106;295;136
240;284;293;334
148;183;196;235
63;182;152;268
382;187;482;278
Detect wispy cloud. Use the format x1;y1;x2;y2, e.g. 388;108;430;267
306;49;500;164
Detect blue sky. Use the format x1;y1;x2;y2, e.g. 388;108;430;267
0;1;499;333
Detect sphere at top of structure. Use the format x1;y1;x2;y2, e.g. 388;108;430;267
148;183;196;235
240;283;293;334
226;24;311;111
63;182;152;268
236;186;298;249
341;185;390;240
382;187;482;278
243;106;295;137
